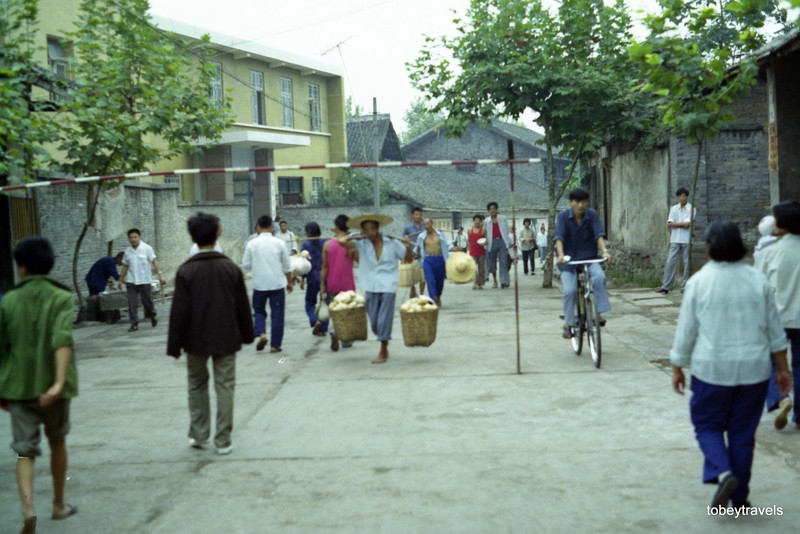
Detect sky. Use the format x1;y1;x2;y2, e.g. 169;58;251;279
147;0;659;136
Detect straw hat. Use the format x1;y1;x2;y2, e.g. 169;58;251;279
347;213;393;230
446;251;476;284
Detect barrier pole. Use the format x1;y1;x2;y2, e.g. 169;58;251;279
508;140;522;375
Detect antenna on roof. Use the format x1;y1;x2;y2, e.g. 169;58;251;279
321;37;352;56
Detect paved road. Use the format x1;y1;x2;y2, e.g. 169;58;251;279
1;269;798;533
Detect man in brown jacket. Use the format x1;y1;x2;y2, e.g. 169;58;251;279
168;212;254;455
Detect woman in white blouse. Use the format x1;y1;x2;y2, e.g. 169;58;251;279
670;220;791;510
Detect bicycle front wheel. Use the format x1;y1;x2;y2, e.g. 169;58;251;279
586;292;602;368
571;293;584;355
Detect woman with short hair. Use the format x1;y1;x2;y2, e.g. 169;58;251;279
670;220;791;509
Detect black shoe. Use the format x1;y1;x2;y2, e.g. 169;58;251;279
128;324;138;332
532;271;536;275
562;326;573;339
256;337;268;351
711;474;739;507
599;316;607;327
312;321;322;335
330;334;339;352
151;315;158;327
656;288;669;295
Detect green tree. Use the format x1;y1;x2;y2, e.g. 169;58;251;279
319;168;395;206
400;96;444;143
409;0;642;287
629;0;786;274
345;95;364;118
56;0;229;315
0;0;59;183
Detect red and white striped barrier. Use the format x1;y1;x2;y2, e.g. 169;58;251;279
0;158;542;193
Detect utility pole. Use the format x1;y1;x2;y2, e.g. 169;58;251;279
372;97;380;209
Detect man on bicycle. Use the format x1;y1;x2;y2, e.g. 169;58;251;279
554;188;612;339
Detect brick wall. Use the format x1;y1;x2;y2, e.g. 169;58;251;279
35;181;254;299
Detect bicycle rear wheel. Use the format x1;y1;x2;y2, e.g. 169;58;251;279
571;293;584;355
586;293;602;368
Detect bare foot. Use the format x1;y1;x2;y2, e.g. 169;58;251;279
371;355;388;364
52;503;78;520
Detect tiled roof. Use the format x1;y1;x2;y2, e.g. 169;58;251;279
346;114;403;162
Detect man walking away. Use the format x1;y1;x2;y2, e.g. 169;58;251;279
168;213;253;456
321;214;359;351
0;238;79;534
243;215;294;353
118;228;166;332
657;187;696;294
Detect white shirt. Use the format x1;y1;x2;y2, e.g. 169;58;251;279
242;233;291;291
667;203;695;244
670;261;787;386
354;236;408;293
536;231;548;248
189;241;222;257
756;233;800;328
483;214;512;249
276;230;297;255
122;242;156;285
454;232;468;249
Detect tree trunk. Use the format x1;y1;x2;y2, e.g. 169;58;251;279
542;131;556;288
687;140;703;277
72;185;102;323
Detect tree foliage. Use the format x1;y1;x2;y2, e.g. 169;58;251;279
401;96;444;143
630;0;785;273
409;0;643;287
0;0;58;183
318;168;396;206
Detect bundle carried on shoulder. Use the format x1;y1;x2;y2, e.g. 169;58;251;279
291;250;312;277
329;291;368;342
400;297;439;347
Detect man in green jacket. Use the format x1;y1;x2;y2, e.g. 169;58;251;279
0;237;79;534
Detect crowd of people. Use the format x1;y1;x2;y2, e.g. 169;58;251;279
1;186;798;531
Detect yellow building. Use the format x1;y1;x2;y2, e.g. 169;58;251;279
28;2;347;218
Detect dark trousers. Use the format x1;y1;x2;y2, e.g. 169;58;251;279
253;289;285;348
304;280;329;333
521;249;535;274
422;255;446;301
126;283;155;326
689;376;768;505
765;328;800;418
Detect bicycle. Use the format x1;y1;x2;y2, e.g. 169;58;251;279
564;257;607;368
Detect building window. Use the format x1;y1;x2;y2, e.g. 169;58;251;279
308;83;321;132
281;77;294;128
47;37;70;100
456;164;477;173
250;70;265;125
311;177;323;204
278;176;303;205
210;62;223;109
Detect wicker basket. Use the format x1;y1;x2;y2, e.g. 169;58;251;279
399;261;424;287
400;307;439;347
329;305;368;342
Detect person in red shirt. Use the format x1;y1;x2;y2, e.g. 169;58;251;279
468;214;487;289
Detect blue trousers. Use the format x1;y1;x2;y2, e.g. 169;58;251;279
422;256;446;301
488;238;509;285
539;245;547;263
366;292;395;341
690;376;768;505
304;280;329;333
252;289;285;348
765;328;800;418
560;263;611;326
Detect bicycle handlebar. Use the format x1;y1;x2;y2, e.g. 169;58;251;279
562;257;608;266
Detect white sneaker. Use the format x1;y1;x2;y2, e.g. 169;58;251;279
189;438;211;449
216;445;233;455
